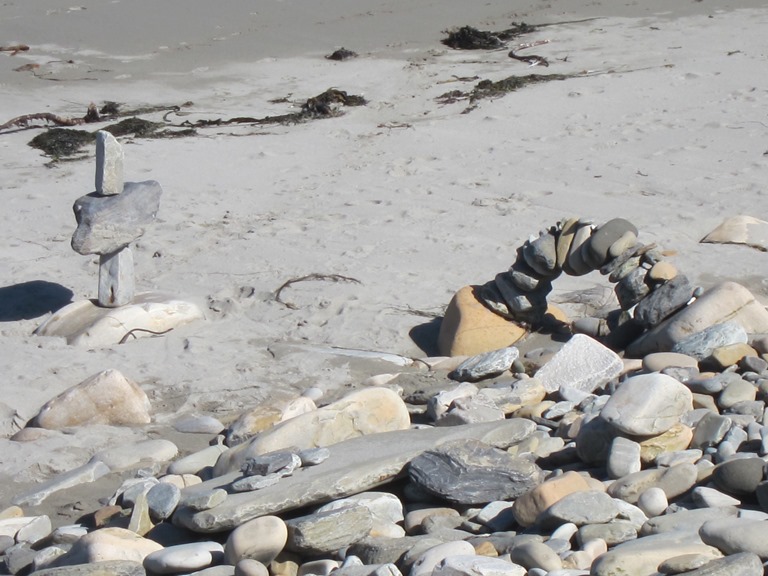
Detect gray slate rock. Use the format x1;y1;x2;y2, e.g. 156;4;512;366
408;439;543;505
347;536;443;566
607;463;698;504
175;419;535;532
691;412;733;449
712;457;766;496
672;321;748;360
71;180;162;255
95;130;124;196
538;491;620;528
588;218;638;267
634;274;693;329
615;266;650;309
523;231;558;277
146;482;181;522
577;520;638;547
509;258;548;292
640;506;738;536
450;347;519;382
241;452;301;476
673;552;764;576
286;505;373;555
494;272;549;322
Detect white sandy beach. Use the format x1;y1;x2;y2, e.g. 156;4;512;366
1;0;767;516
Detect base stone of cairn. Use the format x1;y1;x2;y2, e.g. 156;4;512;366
35;131;203;347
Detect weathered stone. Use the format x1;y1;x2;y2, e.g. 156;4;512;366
599;373;693;436
633;274;693;329
642;352;698;372
607;437;641;480
230;473;282;492
318;492;403;538
224;516;287;565
534;334;623;394
628;282;768;356
512;471;592;527
177;420;535;533
97;248;135;307
90;439;178;472
450;347;519;382
146;482;180;522
286;505;372;555
538;490;620;528
638;423;693;464
28;560;146;576
241;452;301;477
409;439;543;505
71;180;162;255
52;527;163;566
507;540;561;571
494;273;549;322
608;255;642;283
577;521;637;547
508;258;547;292
437;286;526;357
699;517;768;559
692;486;741;508
700;215;768;252
432;555;526;576
95;130;124;196
575;414;620;465
214;387;410;476
710;343;759;370
718;377;757;409
691;412;733;450
647;261;678;282
615;267;649;309
168;444;228;476
235;559;270;576
712;457;766;496
671;552;764;576
523;231;558;276
427;383;478;421
30;369;150;429
173;414;224;435
607;464;698;504
143;542;223;574
410;541;476;576
555;217;579;269
640;506;737;535
12;461;111;507
127;492;153;536
587;218;638;268
609;230;639;259
564;222;593;276
673;321;748;360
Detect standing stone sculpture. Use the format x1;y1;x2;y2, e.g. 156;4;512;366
36;131;203;346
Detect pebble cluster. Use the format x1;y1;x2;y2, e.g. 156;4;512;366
3;320;768;576
476;217;692;351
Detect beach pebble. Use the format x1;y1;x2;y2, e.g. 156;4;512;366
672;552;764;575
691;411;733;449
600;373;693;436
633;274;693;329
168;444;228;476
577;521;637;547
636;487;667;517
607;437;641;479
427;383;478;421
146;482;180;522
615;267;650;309
538;490;620;528
507;540;562;571
296;559;339;576
235;559;270;576
410;541;476;576
709;343;758;370
179;488;227;512
450;347;519;382
564;222;593;276
534;334;623;394
607;463;698;504
224;516;287;565
712;457;765;496
509;259;548;292
286;505;372;555
642;352;698;372
700;214;768;251
143;541;224;574
54;527;163;566
512;471;592;527
173;414;224;435
408;439;544;505
523;231;558;276
587;218;638;268
699;517;768;558
30;369;151;429
437;285;527;357
91;439;178;472
691;486;741;508
432;555;526;576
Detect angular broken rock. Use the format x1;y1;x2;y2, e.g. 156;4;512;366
450;346;519;382
286;504;373;555
95;130;124;196
407;438;544;505
534;334;623;394
71;180;162;255
700;215;768;252
174;419;535;533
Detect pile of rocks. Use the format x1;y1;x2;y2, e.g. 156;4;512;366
438;217;768;358
3;320;768;576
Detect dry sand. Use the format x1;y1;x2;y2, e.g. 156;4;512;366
1;0;767;516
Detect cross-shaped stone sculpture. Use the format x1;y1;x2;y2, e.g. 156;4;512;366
71;131;162;307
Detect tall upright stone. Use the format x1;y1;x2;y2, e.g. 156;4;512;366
95;130;124;196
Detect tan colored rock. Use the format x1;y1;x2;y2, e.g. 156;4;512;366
700;215;768;251
556;217;580;269
53;527;163;566
627;282;768;356
474;540;499;557
438;286;527;357
512;471;592;527
708;343;758;370
30;369;150;429
227;397;317;446
639;423;694;465
127;492;153;536
648;261;678;282
214;387;410;475
0;506;23;521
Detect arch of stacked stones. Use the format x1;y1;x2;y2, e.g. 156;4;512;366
474;217;697;353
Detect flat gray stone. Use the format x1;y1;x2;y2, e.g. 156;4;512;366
672;321;748;360
450;347;519;382
146;482;180;522
174;419;535;532
691;412;733;449
634;274;693;329
241;452;301;477
523;231;558;277
538;490;620;528
588;218;638;267
179;488;228;512
699;517;768;559
28;560;145;576
408;439;543;505
607;463;698;504
615;266;650;309
348;536;443;566
12;461;110;507
640;506;738;536
712;457;766;496
673;552;764;576
606;437;641;480
535;334;623;394
577;520;638;547
286;504;372;555
71;180;162;255
432;555;526;576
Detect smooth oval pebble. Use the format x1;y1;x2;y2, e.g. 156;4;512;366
224;515;287;565
235;559;270;576
143;541;223;574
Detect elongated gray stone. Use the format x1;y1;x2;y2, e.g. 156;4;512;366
286;505;372;555
534;334;623;394
538;490;620;528
699;517;768;559
146;482;181;522
174;419;535;533
241;452;300;477
72;180;162;255
408;439;543;505
633;274;693;329
95;130;124;196
451;347;519;382
607;463;698;504
98;248;134;307
674;552;764;576
12;461;110;507
28;560;145;576
640;506;738;536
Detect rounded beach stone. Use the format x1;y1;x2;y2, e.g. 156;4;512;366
143;541;223;574
434;554;526;576
410;541;476;576
236;559;270;576
647;261;678;282
512;471;593;527
668;552;764;576
297;559;338;576
577;521;638;547
699;517;768;559
642;352;698;372
599;373;693;436
437;286;526;357
538;490;620;528
507;540;562;571
146;482;180;522
712;457;765;496
718;377;757;409
587;218;638;268
636;487;668;517
608;230;638;259
31;369;151;429
709;343;758;370
90;439;178;471
638;423;693;465
224;516;287;565
607;437;641;479
607;463;698;504
564;222;594;276
56;527;163;565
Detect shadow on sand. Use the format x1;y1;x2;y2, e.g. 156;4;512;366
0;280;73;322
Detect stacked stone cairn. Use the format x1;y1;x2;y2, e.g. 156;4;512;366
4;219;768;575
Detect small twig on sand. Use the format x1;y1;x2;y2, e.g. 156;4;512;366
274;273;361;310
388;305;445;319
119;327;173;344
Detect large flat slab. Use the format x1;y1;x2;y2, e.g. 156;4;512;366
174;419;536;533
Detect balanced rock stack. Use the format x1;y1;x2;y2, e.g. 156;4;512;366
439;217;768;359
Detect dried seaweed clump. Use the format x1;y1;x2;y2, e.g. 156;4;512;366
326;48;358;61
437;73;571;105
29;128;95;159
301;89;367;118
442;23;536;50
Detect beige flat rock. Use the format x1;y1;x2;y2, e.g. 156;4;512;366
35;292;204;347
700;215;768;252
